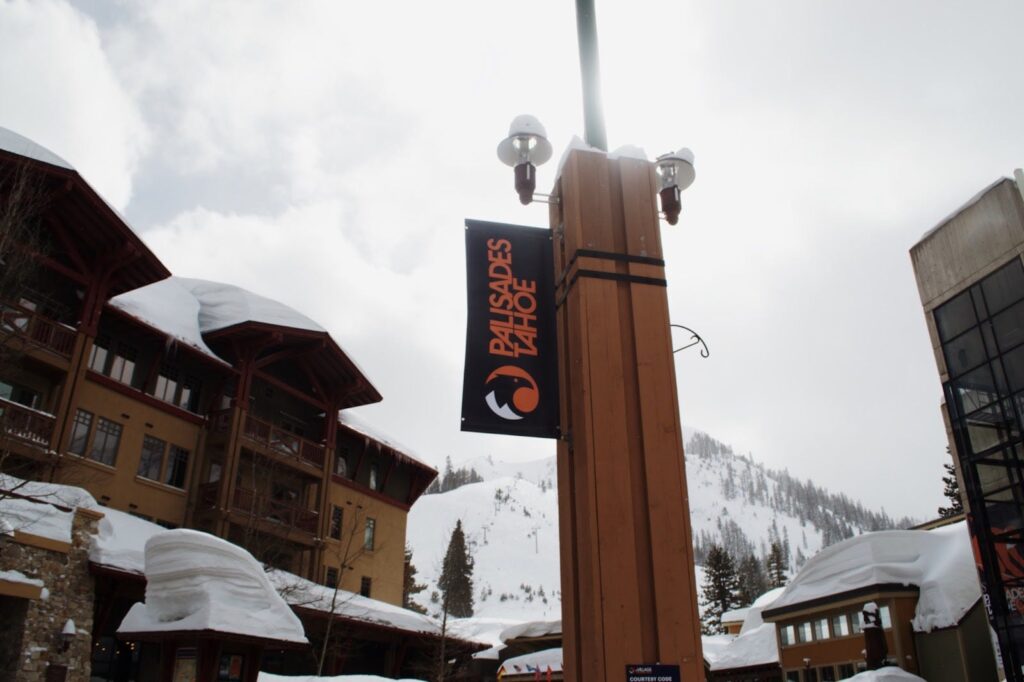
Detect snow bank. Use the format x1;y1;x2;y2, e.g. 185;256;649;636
767;522;979;632
118;529;307;644
840;667;925;682
700;634;735;666
739;586;785;634
498;647;562;676
0;127;73;169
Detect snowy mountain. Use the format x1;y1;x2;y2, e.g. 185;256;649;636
406;431;912;622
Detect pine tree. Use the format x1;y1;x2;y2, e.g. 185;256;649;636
403;545;427;614
766;541;787;588
699;544;740;635
938;459;964;518
439;519;474;617
736;554;769;606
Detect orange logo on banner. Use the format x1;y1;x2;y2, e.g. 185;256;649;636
485;365;540;421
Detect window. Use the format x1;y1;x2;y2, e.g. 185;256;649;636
879;604;892;629
831;613;850;637
819;666;836;682
804;668;818;682
838;664;855;678
369;463;379;490
153;371;177;403
780;624;795;646
89;418;122;466
364;518;376;550
850;610;864;634
796;621;813;643
152;367;201;413
137;435;167;480
178;377;200;412
360;576;372;598
325;567;339;588
108;345;137;386
785;672;800;682
334;450;348;477
0;381;41;409
88;340;109;373
68;409;92;455
330;506;343;540
164;446;190;489
812;617;829;639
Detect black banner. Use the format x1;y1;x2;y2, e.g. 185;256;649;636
626;665;681;682
461;219;558;439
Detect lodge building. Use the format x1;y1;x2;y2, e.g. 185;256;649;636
0;129;445;678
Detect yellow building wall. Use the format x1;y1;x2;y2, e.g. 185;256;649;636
322;481;408;606
54;375;203;527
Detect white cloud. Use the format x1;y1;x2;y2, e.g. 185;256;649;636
0;0;147;209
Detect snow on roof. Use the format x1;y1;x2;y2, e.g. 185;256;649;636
917;176;1014;242
90;506;166;574
338;410;432;469
766;522;980;632
708;624;778;671
111;276;326;364
264;671;428;675
840;667;925;682
118;529;307;644
0;474;100;543
739;586;785;634
0;569;45;588
498;647;563;677
499;619;562;643
0;127;73;169
721;607;748;623
700;633;735;666
266;568;487;644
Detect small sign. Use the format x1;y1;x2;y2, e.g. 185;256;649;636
461;219;558;439
626;664;681;682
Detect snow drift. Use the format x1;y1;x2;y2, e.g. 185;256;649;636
118;529;307;644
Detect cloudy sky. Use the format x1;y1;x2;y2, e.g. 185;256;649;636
2;0;1023;519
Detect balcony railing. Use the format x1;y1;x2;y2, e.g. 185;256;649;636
241;414;325;469
0;397;55;447
0;302;75;358
232;487;319;534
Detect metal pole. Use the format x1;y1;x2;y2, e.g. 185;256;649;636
575;0;608;151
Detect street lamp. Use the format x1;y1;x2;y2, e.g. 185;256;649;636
655;148;696;225
496;115;553;205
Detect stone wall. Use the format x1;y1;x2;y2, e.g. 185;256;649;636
0;506;101;682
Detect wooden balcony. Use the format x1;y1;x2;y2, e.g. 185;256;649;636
240;413;325;471
0;397;55;449
0;302;76;359
194;482;319;546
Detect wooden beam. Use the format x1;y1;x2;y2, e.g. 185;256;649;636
253;369;328;412
254;339;324;369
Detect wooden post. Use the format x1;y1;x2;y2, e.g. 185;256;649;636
551;149;704;682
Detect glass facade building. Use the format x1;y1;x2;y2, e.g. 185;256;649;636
936;255;1024;679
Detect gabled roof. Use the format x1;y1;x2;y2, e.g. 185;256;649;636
0;127;170;296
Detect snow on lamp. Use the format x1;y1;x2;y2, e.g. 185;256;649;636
497;115;553;205
655;147;696;225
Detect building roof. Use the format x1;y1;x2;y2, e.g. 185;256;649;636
705;586;785;671
917;176;1015;243
0;127;170;297
762;522;979;632
499;618;562;643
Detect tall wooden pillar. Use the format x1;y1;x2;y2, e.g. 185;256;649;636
551;149;703;682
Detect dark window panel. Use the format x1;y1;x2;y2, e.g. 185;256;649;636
164;446;190;489
137;435;166;480
964;400;1020;456
994;300;1024;354
983;258;1024;315
935;290;977;342
89;418;122;466
68;409;93;455
944;327;987;378
952;364;1002;415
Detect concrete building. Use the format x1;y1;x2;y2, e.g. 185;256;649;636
0;128;445;679
910;171;1024;680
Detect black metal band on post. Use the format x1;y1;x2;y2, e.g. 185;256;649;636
575;0;608;151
